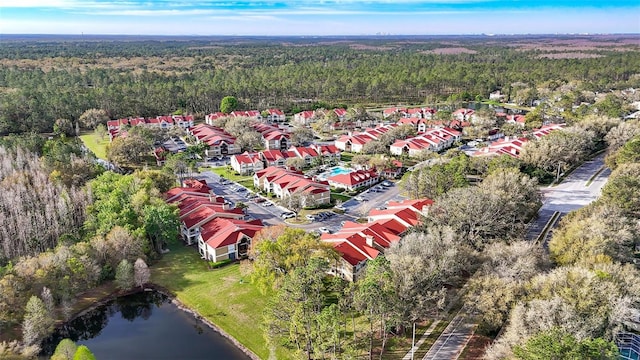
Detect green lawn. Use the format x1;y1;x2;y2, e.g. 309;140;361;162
79;132;109;160
151;245;291;360
341;153;354;162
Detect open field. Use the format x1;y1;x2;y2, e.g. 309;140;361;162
151;245;291;360
79;132;108;160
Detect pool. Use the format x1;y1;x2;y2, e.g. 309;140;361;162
317;166;354;180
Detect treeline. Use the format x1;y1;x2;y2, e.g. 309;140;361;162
2;38;640;134
469;128;640;359
0;136;180;356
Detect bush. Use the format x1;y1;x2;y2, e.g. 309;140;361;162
209;259;233;269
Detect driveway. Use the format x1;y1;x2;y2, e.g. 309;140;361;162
345;182;406;217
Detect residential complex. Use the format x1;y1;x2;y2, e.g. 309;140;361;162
322;198;433;281
165;179;263;263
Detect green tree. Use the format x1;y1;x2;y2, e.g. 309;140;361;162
250;227;336;292
143;203;180;255
264;258;330;359
600;163;640;216
72;345;96;360
115;259;134;290
51;339;78;360
514;328;618;360
607;136;640;170
220;96;238;114
354;256;396;358
54;118;74;137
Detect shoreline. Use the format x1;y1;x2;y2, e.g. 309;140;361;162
47;284;261;360
150;284;261;360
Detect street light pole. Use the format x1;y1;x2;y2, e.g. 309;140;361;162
411;322;416;360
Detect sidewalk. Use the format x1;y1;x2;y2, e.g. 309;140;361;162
402;320;441;360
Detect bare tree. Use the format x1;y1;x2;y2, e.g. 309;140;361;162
133;258;150;289
22;295;53;347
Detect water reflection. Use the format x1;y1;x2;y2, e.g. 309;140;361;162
40;291;249;360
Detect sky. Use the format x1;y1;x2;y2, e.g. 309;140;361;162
0;0;639;36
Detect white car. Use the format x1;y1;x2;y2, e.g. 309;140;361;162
382;181;392;187
306;214;316;221
354;196;365;201
334;205;346;211
318;227;331;234
281;212;296;219
263;201;274;207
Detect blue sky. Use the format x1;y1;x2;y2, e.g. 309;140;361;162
1;0;639;35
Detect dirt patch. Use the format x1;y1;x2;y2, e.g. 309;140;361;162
423;47;477;55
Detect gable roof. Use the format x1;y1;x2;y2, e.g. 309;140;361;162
200;218;264;249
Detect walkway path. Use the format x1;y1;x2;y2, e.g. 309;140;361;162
402;320;441;360
422;313;476;360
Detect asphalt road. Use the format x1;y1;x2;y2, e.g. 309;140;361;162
526;152;611;242
422;314;475;360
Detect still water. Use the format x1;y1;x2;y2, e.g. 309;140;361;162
41;291;250;360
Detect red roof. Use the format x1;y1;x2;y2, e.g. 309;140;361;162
334;108;348;117
332;240;379;266
200;218;263;249
296;110;315;119
328;169;378;186
268;108;284;116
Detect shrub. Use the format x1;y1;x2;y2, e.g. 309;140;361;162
209;259;233;269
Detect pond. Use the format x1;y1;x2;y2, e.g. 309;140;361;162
40;291;250;360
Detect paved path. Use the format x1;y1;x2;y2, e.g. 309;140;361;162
422;314;476;360
526;153;611;242
402;320;441;360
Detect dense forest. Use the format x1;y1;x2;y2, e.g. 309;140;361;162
1;35;639;134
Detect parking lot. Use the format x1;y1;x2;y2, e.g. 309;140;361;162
198;170;405;234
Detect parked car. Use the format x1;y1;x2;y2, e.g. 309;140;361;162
237;187;247;192
253;197;266;203
382;181;392;187
263;201;274;207
354;196;365;201
281;212;296;219
334;204;346;211
318;227;331;234
340;221;346;226
306;214;316;221
368;188;378;193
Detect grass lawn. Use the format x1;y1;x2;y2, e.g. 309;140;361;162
341;153;354;162
151;245;291;360
79;132;109;160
